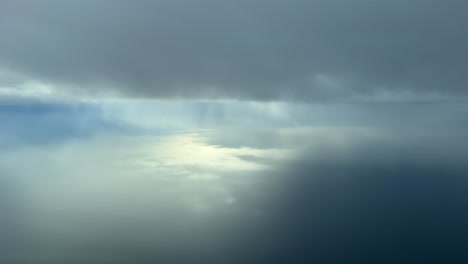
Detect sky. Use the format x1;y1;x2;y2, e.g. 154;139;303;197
1;1;468;263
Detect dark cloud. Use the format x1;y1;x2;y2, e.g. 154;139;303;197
194;129;468;263
1;0;468;100
257;131;468;263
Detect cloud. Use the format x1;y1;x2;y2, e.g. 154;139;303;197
0;127;275;263
1;0;468;101
224;128;468;263
1;111;468;263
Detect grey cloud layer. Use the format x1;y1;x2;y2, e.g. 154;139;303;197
1;0;468;100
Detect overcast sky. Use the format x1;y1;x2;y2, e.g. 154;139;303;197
2;1;468;263
1;0;468;101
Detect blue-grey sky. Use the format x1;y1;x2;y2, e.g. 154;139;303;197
1;1;468;263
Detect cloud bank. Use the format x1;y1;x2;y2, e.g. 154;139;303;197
1;0;468;101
